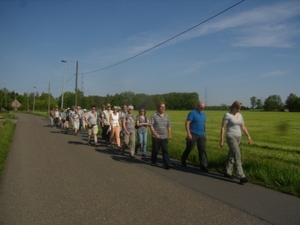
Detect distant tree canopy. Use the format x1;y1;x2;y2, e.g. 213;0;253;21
2;87;299;112
264;95;283;111
285;93;300;112
250;96;263;109
0;88;200;111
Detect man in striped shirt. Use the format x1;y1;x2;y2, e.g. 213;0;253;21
150;102;173;169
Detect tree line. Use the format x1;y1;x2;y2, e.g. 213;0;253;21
1;87;299;112
0;88;199;111
250;93;300;111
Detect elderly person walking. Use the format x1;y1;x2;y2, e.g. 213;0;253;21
84;105;100;147
220;100;252;184
150;102;173;170
122;105;136;158
181;101;209;172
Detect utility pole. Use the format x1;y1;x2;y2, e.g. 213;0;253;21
27;91;29;112
75;61;78;107
32;87;36;112
48;83;50;116
61;60;67;109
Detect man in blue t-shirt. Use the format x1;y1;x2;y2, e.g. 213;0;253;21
181;101;209;172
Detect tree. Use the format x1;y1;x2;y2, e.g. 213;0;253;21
263;95;283;111
256;99;263;109
250;96;257;109
285;93;299;111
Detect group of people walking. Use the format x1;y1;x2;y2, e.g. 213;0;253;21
50;100;252;184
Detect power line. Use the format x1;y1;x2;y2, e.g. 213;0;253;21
81;0;245;75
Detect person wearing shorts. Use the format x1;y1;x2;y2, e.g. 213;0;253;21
84;105;99;147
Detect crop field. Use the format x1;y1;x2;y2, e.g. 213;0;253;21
145;110;300;197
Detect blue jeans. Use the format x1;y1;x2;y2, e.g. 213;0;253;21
136;131;147;154
151;137;171;165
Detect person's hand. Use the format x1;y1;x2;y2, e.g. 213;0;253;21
187;133;192;140
220;140;224;148
154;133;160;139
247;136;252;144
168;134;172;139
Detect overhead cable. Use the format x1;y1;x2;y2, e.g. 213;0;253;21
81;0;245;75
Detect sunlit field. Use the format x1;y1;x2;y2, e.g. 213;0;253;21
146;110;300;197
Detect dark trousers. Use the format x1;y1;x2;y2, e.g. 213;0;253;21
102;125;110;143
151;137;171;165
79;118;82;131
181;134;208;168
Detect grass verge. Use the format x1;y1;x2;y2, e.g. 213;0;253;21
0;120;16;181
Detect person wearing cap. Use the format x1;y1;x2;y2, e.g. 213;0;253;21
122;105;136;158
181;101;209;172
102;103;113;144
220;100;252;184
84;105;99;146
150;102;173;169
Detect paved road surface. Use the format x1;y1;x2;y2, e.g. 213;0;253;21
0;114;299;225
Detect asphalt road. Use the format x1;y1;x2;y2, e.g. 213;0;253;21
0;113;299;225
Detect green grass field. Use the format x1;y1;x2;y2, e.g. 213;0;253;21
149;110;300;197
0;121;16;180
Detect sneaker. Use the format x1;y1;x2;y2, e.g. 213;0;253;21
142;153;146;157
181;160;187;167
87;142;91;146
95;143;99;147
240;177;248;184
151;163;157;167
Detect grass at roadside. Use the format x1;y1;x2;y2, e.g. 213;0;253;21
0;120;16;181
0;112;18;119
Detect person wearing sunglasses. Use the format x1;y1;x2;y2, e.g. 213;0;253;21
220;100;252;184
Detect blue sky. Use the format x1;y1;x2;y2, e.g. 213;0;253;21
1;0;300;107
